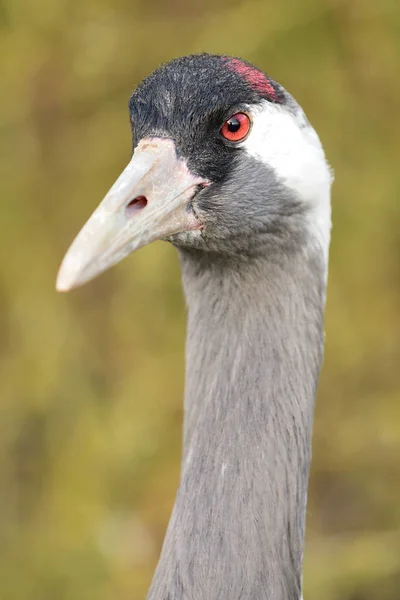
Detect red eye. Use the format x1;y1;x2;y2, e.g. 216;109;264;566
220;112;250;142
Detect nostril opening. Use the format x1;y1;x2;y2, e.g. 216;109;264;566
126;196;148;216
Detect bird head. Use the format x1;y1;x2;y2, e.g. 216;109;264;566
56;54;331;291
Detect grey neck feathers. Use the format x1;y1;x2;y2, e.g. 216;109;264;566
147;241;327;600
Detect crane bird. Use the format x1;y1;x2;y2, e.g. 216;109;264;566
56;54;332;600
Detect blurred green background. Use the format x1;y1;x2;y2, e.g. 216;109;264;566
1;0;399;598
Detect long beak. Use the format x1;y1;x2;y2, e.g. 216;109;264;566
56;138;207;292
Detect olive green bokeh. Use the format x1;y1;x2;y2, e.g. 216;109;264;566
1;1;399;598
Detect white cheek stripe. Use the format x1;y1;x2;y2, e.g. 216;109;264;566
242;101;332;262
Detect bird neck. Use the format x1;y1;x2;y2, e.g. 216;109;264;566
148;244;327;600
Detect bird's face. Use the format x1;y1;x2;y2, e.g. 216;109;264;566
57;54;331;291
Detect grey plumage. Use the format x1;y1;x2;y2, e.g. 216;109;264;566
149;194;326;600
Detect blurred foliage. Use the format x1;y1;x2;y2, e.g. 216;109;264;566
0;0;399;598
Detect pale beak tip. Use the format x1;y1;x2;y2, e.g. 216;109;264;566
56;258;80;293
56;280;71;293
56;271;74;293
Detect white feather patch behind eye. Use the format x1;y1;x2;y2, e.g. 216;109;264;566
242;101;332;259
